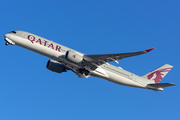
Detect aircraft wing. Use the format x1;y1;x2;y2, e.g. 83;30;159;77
84;48;154;66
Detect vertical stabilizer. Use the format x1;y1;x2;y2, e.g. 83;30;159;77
142;64;173;84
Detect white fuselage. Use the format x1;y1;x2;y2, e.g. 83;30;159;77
4;31;145;89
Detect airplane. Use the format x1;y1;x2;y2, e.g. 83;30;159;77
4;30;175;91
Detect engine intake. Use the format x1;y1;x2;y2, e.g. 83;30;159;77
46;60;66;73
65;51;84;64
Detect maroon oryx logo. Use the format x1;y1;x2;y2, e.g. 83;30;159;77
147;68;172;83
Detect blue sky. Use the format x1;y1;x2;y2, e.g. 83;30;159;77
0;0;179;120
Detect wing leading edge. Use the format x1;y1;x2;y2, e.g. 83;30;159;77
84;48;154;66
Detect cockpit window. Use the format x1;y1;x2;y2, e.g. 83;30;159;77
9;31;16;34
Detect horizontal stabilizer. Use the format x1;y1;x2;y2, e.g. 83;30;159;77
148;83;176;88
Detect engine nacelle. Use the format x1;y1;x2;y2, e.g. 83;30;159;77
65;51;84;64
46;60;66;73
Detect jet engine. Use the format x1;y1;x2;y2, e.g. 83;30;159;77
65;51;84;64
46;60;66;73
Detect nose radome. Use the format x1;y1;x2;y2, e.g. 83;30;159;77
4;33;10;38
4;33;15;45
4;34;7;38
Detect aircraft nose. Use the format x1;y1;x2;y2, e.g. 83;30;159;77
4;33;15;45
4;33;9;38
4;34;6;38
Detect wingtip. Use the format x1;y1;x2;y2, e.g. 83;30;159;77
145;48;154;52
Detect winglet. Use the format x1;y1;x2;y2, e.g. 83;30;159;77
145;48;154;52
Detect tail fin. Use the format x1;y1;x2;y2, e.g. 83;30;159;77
142;64;173;84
